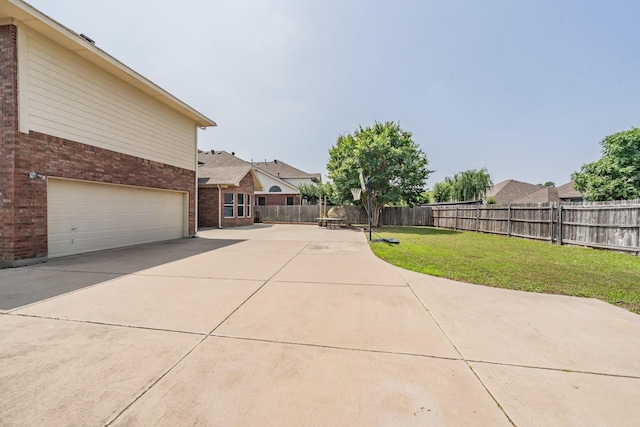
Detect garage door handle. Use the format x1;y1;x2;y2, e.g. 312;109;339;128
71;227;77;230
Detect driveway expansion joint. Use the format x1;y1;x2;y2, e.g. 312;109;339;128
468;359;640;380
7;313;206;336
207;240;314;335
209;333;464;362
270;279;408;288
404;277;517;426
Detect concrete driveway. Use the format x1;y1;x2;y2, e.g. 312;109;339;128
1;224;639;426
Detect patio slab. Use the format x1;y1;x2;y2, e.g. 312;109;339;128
301;240;372;254
471;362;640;427
111;336;511;427
272;253;406;286
197;224;366;242
214;281;460;358
3;224;639;426
0;315;200;427
32;238;243;274
404;270;640;377
138;251;297;281
15;275;264;334
214;239;310;254
0;268;118;311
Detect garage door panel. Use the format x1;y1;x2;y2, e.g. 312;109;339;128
48;179;185;258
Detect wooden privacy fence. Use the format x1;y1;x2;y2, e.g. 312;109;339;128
432;200;640;254
255;205;432;227
257;201;640;254
255;205;321;223
381;206;433;226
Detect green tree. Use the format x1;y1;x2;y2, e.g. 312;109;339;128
298;182;337;205
431;180;453;203
298;182;321;204
327;121;431;226
431;168;492;203
450;168;493;201
572;128;640;201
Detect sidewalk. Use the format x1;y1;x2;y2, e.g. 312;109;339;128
1;224;639;426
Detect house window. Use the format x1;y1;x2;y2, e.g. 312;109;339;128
224;193;234;218
258;197;266;206
247;194;251;217
269;185;282;192
237;194;244;217
286;196;294;205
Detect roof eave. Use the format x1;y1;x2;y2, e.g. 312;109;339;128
4;0;216;127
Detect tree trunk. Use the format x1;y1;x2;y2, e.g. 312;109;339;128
368;200;382;227
362;191;382;227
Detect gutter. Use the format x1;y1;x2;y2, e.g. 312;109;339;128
217;185;222;229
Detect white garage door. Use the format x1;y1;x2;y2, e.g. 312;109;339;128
48;179;186;258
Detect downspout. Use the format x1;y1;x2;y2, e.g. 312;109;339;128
217;185;223;229
194;131;199;237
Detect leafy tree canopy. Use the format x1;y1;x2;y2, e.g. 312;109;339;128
431;181;453;203
298;182;336;205
327;121;431;225
431;168;492;202
572;128;640;201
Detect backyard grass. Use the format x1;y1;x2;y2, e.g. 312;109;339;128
369;226;640;314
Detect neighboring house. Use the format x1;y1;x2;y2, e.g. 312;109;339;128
252;159;321;206
0;0;215;267
557;181;585;203
492;180;585;204
197;151;262;228
486;180;541;204
513;186;560;204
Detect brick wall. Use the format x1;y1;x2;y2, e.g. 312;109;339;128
1;24;196;264
1;25;19;264
198;173;254;228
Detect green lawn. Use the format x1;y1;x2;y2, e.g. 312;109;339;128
369;226;640;314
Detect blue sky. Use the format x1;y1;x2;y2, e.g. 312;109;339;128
27;0;640;187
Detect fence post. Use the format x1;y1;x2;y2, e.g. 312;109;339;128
637;206;640;256
558;205;563;245
476;206;480;232
550;203;554;243
455;207;458;230
507;205;512;237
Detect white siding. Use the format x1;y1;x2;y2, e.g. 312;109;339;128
284;178;315;188
254;171;298;194
23;28;196;171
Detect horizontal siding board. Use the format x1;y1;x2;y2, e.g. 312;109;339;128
27;36;191;133
25;29;195;170
27;95;189;161
27;73;191;147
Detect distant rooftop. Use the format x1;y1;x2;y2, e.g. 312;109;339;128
198;150;250;168
487;180;584;204
252;159;321;183
486;180;541;204
198;150;321;183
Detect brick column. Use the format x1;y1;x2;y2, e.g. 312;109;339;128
0;25;19;265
